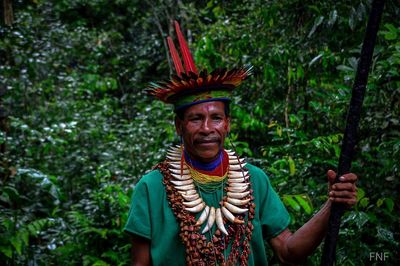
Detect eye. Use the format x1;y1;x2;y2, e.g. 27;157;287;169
189;116;201;122
212;115;223;121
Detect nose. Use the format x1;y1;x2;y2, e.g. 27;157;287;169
200;118;213;134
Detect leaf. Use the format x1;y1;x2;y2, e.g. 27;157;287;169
288;156;296;176
19;229;30;246
343;211;369;229
283;195;301;212
376;198;384;207
359;197;369;208
357;187;365;201
10;236;22;255
309;54;323;66
328;10;338;26
384;198;394;212
376;227;395;244
0;245;13;258
336;65;354;72
294;195;313;215
276;125;282;137
92;260;111;266
308;16;324;38
348;8;356;30
296;66;304;80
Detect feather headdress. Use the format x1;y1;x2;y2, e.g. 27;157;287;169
148;21;252;111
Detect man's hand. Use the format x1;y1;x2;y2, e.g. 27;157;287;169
327;170;358;208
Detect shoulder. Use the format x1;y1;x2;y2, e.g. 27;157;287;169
245;163;274;193
135;168;164;189
245;163;268;176
246;163;270;183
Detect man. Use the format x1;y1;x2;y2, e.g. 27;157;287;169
124;21;357;265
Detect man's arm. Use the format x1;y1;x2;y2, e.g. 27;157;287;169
269;170;357;264
131;234;151;266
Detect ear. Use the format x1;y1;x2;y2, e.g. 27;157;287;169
175;116;182;136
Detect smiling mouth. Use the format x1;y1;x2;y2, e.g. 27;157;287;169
195;138;220;145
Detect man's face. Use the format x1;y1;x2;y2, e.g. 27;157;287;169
175;101;230;163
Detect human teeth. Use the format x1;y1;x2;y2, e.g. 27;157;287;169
183;198;203;207
227;197;250;206
195;206;210;226
216;208;229;235
224;202;248;214
202;207;216;233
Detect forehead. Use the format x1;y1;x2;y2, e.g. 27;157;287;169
183;101;225;117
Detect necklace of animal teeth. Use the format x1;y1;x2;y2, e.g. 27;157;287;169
166;145;251;236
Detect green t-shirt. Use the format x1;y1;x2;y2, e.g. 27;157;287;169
124;163;290;265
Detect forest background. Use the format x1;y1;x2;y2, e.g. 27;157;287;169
0;0;399;265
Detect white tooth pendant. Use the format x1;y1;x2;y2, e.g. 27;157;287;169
224;202;248;214
171;173;191;180
228;171;249;178
195;206;210;226
221;206;244;224
185;202;206;213
216;208;229;235
169;168;190;175
227;191;250;199
170;179;193;186
167;155;181;161
178;189;197;196
227;197;250;206
183;197;203;207
228;177;248;183
229;163;247;171
227;186;248;193
202;207;216;234
228;158;245;164
169;163;188;169
175;184;195;191
229;182;249;187
181;193;199;201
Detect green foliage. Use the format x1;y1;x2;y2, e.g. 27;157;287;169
0;0;399;265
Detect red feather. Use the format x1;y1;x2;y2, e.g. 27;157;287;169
167;36;184;77
174;21;198;75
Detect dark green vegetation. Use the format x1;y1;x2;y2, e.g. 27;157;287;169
1;0;399;265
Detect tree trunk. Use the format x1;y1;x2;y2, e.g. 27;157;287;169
3;0;14;26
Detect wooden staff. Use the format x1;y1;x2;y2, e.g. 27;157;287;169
321;0;385;265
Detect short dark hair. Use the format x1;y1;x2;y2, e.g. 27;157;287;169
175;101;230;120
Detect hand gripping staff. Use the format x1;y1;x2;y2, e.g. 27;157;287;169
321;0;385;265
